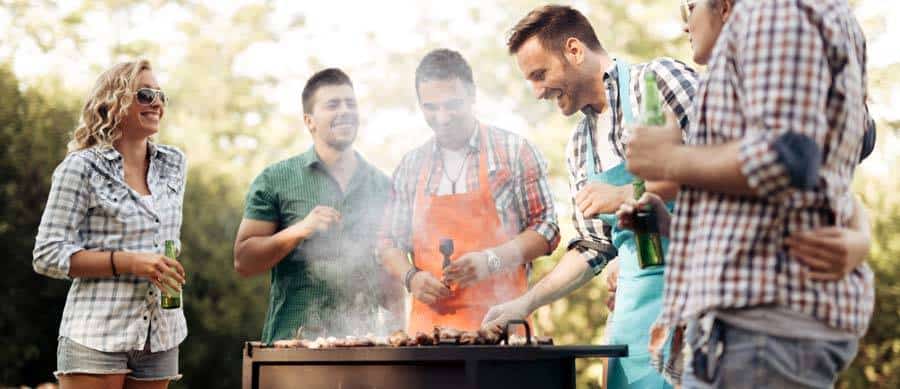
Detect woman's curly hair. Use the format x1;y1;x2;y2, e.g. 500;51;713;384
69;59;152;152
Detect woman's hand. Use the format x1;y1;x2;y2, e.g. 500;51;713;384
786;227;870;281
122;252;186;292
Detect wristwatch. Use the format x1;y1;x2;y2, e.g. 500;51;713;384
484;249;502;274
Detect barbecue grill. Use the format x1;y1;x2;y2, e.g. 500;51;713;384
241;321;627;389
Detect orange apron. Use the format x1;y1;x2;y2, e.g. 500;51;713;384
407;126;528;334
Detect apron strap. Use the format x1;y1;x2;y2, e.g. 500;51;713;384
617;59;635;125
585;58;633;177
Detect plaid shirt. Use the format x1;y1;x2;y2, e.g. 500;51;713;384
380;123;559;256
567;58;698;272
659;0;875;336
33;144;188;352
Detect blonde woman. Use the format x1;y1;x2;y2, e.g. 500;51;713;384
33;59;187;389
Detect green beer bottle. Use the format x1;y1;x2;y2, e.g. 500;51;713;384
160;240;182;309
632;71;665;268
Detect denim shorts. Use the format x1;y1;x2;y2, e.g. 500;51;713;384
55;336;181;381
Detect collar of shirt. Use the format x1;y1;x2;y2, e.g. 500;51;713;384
96;142;170;161
297;146;377;195
429;122;481;155
580;58;621;118
427;121;501;176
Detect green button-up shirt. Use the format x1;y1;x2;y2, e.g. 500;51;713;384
244;147;394;342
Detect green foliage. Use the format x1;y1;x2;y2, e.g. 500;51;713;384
0;64;78;385
838;148;900;389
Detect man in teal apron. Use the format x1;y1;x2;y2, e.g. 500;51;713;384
483;5;698;388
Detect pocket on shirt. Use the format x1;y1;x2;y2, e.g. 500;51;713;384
158;175;184;211
89;175;138;222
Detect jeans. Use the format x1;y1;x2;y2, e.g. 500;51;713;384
682;318;857;389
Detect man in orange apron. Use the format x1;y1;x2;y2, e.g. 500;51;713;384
379;49;560;333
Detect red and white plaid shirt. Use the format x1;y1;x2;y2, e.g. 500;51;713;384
379;123;559;255
658;0;874;336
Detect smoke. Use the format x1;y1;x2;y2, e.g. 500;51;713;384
292;189;404;339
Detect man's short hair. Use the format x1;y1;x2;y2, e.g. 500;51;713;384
507;5;604;55
302;68;353;115
414;49;475;97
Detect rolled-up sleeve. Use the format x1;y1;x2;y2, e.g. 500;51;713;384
33;155;90;280
516;139;560;253
565;135;615;275
736;1;832;199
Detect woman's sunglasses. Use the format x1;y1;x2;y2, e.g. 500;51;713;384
680;0;699;24
135;88;168;106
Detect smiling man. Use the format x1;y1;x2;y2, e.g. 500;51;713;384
233;68;398;343
481;5;698;388
379;49;559;334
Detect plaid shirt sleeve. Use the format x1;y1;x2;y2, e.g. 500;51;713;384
378;152;417;254
646;58;698;137
33;154;90;280
514;138;560;253
736;3;838;200
565;126;615;275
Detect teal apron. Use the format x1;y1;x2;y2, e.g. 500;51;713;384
589;60;673;389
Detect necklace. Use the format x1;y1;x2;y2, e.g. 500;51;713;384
440;149;471;194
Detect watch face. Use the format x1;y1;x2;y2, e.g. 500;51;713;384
488;253;502;273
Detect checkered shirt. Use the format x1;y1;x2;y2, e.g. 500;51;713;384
379;123;559;255
567;58;698;273
33;144;188;352
658;0;875;336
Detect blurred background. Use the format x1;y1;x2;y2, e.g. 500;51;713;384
1;0;897;388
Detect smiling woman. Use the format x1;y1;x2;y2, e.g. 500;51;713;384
33;59;188;389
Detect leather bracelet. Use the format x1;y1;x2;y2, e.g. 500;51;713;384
403;267;420;293
110;251;119;277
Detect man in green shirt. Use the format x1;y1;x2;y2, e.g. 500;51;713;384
233;68;398;343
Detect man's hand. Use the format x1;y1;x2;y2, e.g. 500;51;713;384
575;183;632;217
409;271;451;305
625;110;683;181
290;206;341;238
786;227;870;281
615;192;672;237
443;251;490;289
481;295;533;330
603;258;619;311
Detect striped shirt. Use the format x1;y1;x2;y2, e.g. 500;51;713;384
658;0;875;336
380;123;559;255
33;144;188;352
243;148;396;342
567;58;698;272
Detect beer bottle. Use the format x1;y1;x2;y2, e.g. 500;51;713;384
633;71;665;268
160;240;182;309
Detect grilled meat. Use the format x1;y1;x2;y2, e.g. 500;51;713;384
270;326;552;348
389;330;412;347
414;331;435;346
435;326;462;345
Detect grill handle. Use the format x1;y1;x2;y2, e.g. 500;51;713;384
500;319;532;345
